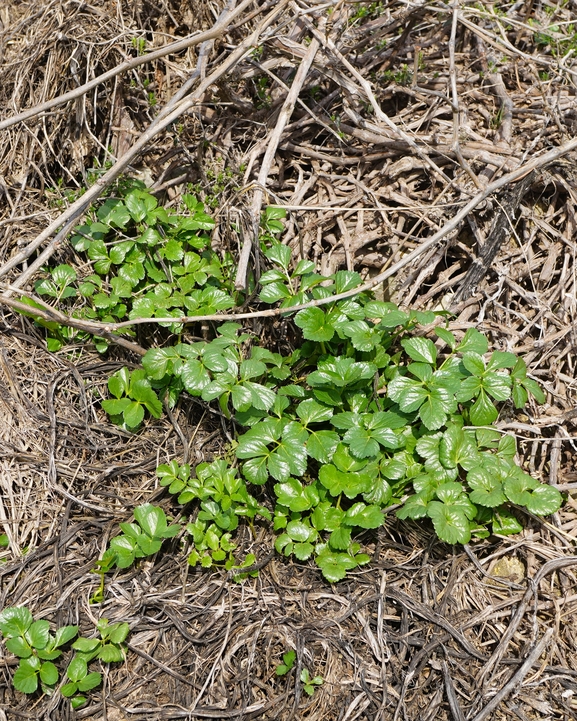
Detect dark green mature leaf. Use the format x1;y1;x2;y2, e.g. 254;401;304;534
524;485;562;516
39;661;59;686
306;430;340;464
418;388;456;430
5;636;32;658
315;551;357;583
427;502;471;544
468;390;498;426
25;620;50;650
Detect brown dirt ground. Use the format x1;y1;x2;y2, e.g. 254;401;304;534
1;1;577;719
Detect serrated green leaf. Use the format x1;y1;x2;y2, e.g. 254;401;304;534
123;401;145;428
344;503;384;529
524;485;562;516
134;504;167;538
456;328;489;354
329;526;352;550
25;620;50;650
315;552;357;582
468;390;498;426
486;351;517;371
13;659;39;694
462;352;485;377
293;542;314;560
295;307;335;342
482;372;511;401
401;337;437;365
98;643;124;662
334;270;362;293
67;655;88;682
427;502;471;544
78;671;102;692
286;521;312;542
467;468;506;507
39;661;59;686
5;636;32;658
435;327;456;349
0;607;33;638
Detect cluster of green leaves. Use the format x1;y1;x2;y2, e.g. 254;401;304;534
94;242;560;583
275;649;323;696
98;504;180;570
31;181;235;351
102;270;560;582
26;184;563;586
0;608;128;708
158;458;269;568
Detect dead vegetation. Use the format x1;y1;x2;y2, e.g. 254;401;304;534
2;0;577;718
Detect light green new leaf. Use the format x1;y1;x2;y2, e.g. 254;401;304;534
295;307;335;342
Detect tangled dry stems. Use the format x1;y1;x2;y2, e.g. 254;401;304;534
1;0;577;718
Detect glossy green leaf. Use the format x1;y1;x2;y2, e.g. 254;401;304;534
427;502;471;544
401;337;437;365
295;307;335;342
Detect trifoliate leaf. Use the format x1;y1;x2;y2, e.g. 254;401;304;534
315;552;357;583
467;468;506;507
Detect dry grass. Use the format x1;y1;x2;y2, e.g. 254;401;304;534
2;0;577;719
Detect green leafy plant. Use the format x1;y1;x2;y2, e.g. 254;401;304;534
0;608;129;708
0;608;77;695
275;649;296;676
101;504;180;569
300;667;324;696
21;185;563;587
